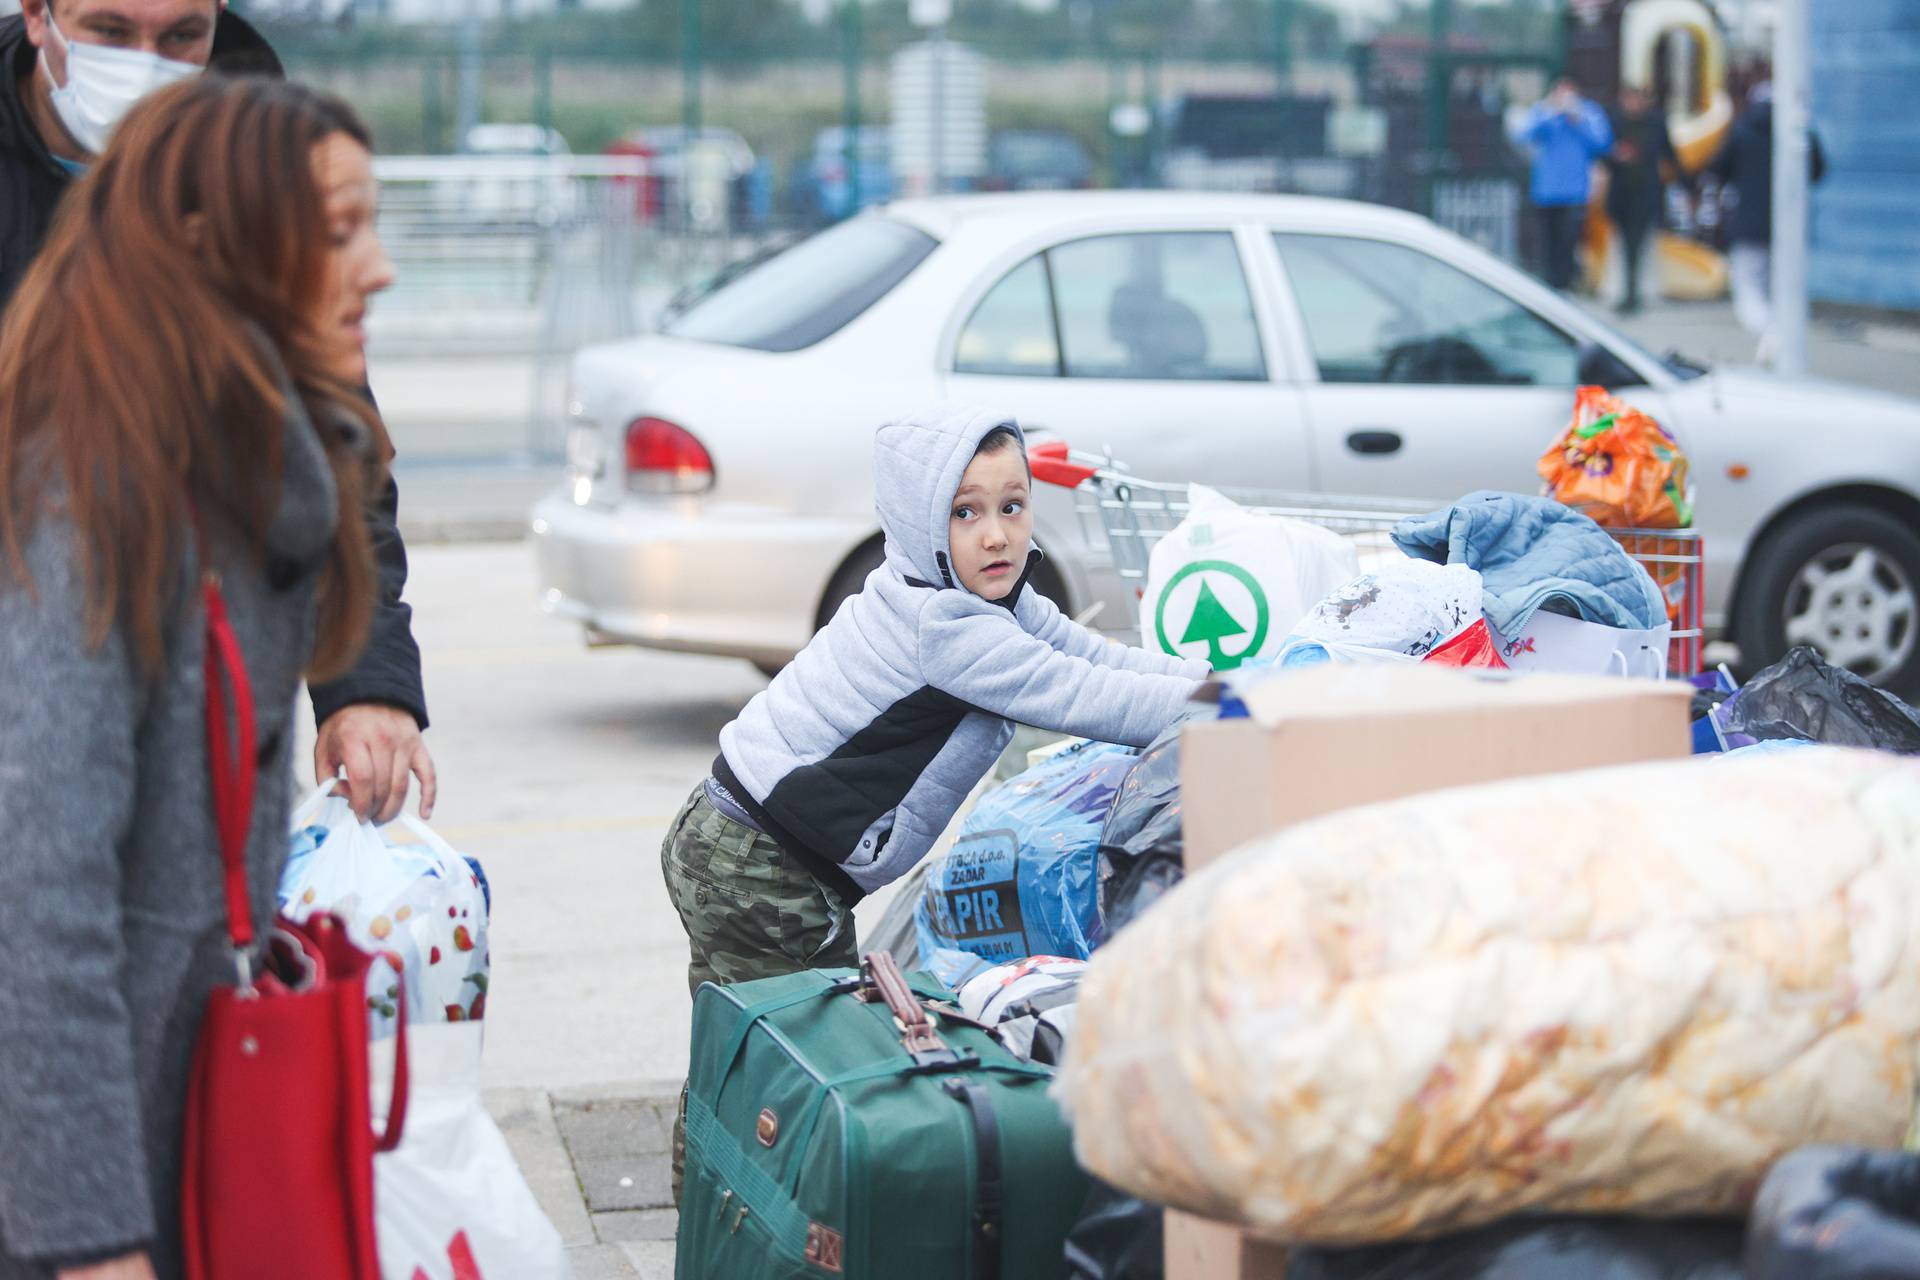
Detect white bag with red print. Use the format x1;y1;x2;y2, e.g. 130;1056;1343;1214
370;1023;570;1280
1493;608;1672;680
281;781;491;1038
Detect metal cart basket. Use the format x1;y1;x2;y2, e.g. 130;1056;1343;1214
1030;442;1705;677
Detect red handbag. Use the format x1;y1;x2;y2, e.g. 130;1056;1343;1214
180;568;410;1280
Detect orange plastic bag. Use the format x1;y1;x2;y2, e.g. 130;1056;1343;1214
1539;386;1693;531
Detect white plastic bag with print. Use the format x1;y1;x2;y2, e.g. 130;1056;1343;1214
370;1023;570;1280
1139;485;1359;672
1493;609;1672;680
280;782;490;1039
1275;560;1487;668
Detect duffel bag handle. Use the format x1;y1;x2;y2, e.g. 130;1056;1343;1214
859;952;950;1060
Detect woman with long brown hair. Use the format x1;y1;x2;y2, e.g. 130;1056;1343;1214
0;75;393;1280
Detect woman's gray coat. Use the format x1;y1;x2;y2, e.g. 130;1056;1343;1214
0;396;354;1278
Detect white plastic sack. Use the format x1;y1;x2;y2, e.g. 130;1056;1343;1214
282;782;490;1036
1494;608;1672;680
1140;485;1358;672
1059;749;1920;1244
956;956;1086;1064
1276;560;1485;668
371;1024;570;1280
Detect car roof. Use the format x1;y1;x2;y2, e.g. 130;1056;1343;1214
881;190;1436;240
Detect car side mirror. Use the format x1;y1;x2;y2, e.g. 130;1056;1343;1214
1577;341;1644;388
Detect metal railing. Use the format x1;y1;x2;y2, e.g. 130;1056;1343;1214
368;155;795;458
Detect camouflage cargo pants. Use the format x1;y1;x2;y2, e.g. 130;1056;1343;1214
660;784;858;1203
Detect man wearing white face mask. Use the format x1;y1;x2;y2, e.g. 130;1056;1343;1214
37;9;200;156
2;0;277;296
2;0;442;850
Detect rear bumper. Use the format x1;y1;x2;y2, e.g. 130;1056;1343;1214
530;489;867;665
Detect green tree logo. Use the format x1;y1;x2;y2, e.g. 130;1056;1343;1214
1154;560;1270;670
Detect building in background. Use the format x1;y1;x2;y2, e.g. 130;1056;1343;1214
1810;0;1920;313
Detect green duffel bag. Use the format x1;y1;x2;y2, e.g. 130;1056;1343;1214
678;952;1089;1279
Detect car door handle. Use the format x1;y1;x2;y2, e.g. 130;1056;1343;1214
1347;430;1403;456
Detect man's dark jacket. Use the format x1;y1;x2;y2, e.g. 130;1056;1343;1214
0;11;428;730
1604;104;1680;220
1709;95;1827;248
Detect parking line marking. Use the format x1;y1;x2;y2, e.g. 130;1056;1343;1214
393;814;675;842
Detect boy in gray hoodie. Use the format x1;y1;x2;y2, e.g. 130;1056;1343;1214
663;403;1206;991
661;403;1206;1190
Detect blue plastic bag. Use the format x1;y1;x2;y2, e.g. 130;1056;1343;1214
914;740;1138;967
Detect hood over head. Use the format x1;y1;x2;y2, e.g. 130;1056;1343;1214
873;403;1026;591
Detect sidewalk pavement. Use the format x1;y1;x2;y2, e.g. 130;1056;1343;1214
485;1083;680;1278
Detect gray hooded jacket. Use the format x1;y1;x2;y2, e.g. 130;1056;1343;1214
714;405;1207;901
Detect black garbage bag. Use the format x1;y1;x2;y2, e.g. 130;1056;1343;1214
1692;684;1732;723
1063;719;1193;1280
1745;1145;1920;1279
1097;721;1185;936
1104;853;1185;936
1287;1216;1746;1280
1063;1179;1163;1280
1724;647;1920;753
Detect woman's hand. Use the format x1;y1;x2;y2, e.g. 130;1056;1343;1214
56;1253;157;1280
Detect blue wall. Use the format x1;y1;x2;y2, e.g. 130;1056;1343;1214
1811;0;1920;311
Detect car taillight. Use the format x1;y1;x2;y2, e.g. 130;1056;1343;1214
625;417;714;494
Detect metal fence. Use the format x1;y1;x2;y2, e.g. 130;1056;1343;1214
370;154;788;455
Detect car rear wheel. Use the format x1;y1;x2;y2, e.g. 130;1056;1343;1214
1734;505;1920;697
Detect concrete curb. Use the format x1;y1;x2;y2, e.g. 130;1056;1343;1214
398;518;534;545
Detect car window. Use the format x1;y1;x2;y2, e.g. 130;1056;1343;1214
665;215;937;353
1273;233;1580;386
1048;233;1265;381
955;255;1062;376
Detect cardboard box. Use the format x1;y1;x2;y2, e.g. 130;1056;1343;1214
1166;666;1694;1279
1183;665;1695;871
1165;1211;1290;1280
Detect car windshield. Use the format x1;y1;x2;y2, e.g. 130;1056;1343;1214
1576;307;1710;381
663;216;939;353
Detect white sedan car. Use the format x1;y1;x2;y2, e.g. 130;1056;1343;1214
533;192;1920;691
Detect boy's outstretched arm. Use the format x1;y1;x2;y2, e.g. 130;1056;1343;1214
921;598;1204;748
1017;590;1208;678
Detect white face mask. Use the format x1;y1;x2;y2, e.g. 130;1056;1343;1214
41;13;201;155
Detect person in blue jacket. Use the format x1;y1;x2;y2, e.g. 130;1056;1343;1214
1512;76;1613;292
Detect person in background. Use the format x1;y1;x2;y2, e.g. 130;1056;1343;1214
0;0;434;823
1605;83;1682;315
0;76;395;1280
1710;81;1826;362
1512;76;1613;292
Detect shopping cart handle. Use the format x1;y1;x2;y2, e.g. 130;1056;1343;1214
1030;440;1098;489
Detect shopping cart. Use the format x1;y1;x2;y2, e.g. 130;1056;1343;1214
1029;441;1706;678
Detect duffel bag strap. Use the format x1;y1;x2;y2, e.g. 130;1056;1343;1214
857;951;960;1066
709;979;850;1104
942;1079;1004;1280
685;1088;815;1259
